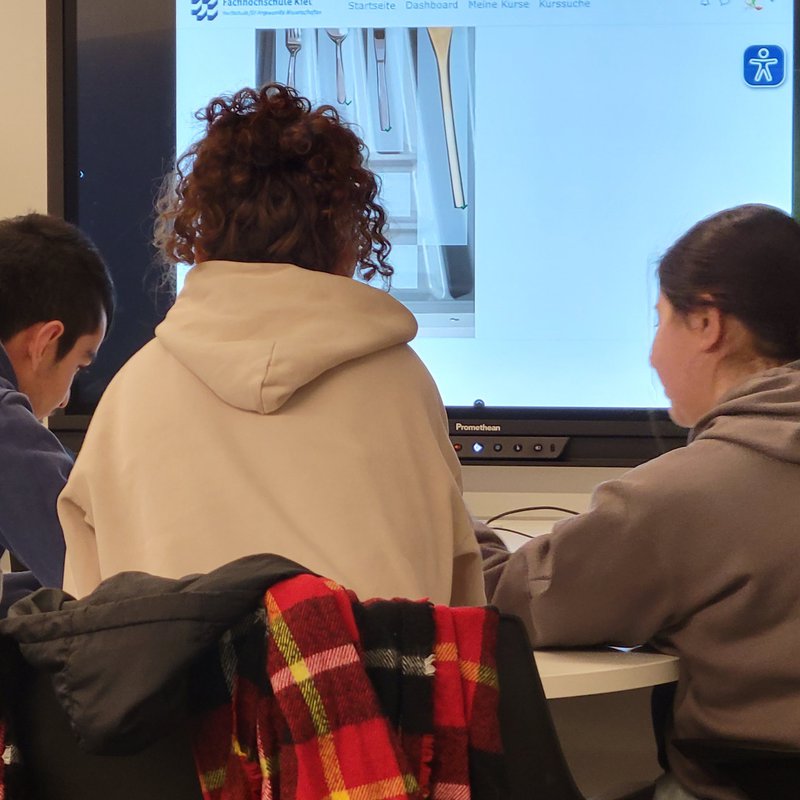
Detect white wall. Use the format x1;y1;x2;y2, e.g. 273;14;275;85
0;0;35;565
464;464;625;523
0;0;49;217
0;0;47;574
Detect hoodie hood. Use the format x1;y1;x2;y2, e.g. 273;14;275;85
156;261;417;414
690;360;800;465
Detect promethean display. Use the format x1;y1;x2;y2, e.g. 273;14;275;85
176;1;795;410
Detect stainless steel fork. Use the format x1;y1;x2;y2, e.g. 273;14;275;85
285;28;301;89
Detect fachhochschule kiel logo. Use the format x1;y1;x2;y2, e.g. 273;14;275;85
192;0;219;21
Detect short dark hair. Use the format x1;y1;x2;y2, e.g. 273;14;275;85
659;204;800;363
0;213;115;360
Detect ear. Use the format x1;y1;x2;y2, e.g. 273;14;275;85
686;304;724;353
27;320;66;370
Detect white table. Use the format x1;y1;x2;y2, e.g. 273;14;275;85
536;648;679;699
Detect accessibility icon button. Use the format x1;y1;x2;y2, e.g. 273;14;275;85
744;45;785;87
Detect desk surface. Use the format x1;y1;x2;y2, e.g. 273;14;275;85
535;649;679;699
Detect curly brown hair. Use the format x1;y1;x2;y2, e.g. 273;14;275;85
154;84;392;281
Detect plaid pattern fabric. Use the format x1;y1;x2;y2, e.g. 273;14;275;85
430;607;505;799
0;638;26;800
190;609;283;798
355;599;436;796
188;574;504;800
0;721;27;800
264;575;420;799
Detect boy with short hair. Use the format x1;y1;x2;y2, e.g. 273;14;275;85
0;213;114;613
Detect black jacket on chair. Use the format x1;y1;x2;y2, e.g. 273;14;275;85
0;553;650;800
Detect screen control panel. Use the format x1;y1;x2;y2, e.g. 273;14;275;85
451;436;569;462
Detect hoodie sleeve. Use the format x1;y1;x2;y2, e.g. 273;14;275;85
428;402;487;607
477;478;682;648
0;390;72;588
449;544;487;607
58;466;102;599
0;570;43;616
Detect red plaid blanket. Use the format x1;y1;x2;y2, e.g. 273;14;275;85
192;574;504;800
0;719;8;800
0;639;25;800
0;724;23;800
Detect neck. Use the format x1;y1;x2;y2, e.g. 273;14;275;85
710;354;782;407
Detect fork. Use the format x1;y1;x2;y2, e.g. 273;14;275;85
325;28;349;104
285;28;301;89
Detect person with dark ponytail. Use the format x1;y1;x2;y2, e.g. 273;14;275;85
58;84;485;610
479;205;800;800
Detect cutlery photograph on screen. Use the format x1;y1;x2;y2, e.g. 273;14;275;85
255;26;476;339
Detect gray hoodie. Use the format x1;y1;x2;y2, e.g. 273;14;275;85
479;362;800;800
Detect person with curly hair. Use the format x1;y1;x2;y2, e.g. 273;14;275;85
58;84;485;606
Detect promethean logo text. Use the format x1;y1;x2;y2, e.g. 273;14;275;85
454;423;502;432
191;0;219;21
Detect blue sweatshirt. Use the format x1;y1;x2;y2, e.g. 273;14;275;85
0;344;72;614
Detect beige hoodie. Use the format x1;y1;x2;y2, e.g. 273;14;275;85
59;261;485;607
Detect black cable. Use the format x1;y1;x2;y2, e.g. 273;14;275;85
488;526;536;539
484;505;580;525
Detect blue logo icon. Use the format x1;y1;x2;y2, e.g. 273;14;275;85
191;0;218;22
743;45;784;87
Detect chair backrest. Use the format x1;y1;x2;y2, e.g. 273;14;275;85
495;614;586;800
674;739;800;800
14;666;203;800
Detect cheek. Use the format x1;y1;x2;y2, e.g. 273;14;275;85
650;329;664;374
57;364;79;396
650;329;678;394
